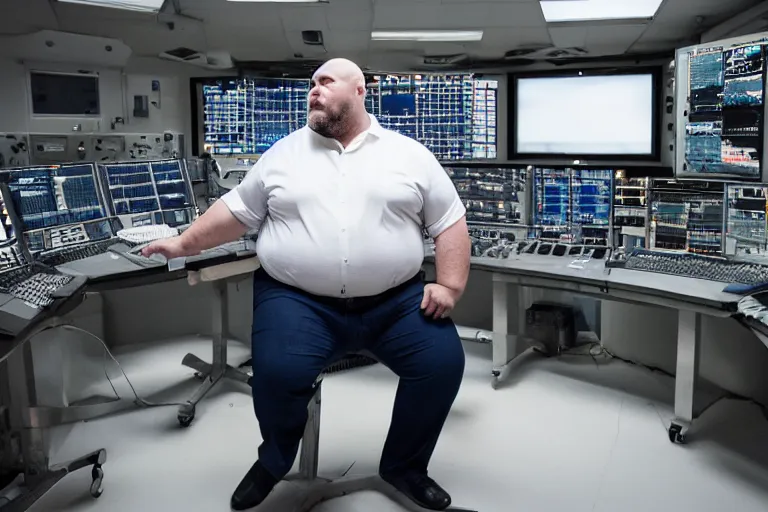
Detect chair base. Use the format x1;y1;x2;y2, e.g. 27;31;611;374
253;474;477;512
0;449;106;512
176;352;251;427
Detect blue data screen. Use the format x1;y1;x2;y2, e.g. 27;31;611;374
100;159;192;215
571;169;613;226
201;74;497;161
6;164;105;232
202;78;310;155
367;74;497;161
533;169;570;227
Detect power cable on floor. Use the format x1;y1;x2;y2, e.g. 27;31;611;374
61;325;188;409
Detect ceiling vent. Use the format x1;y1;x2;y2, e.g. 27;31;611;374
301;31;324;46
422;54;468;66
159;48;234;70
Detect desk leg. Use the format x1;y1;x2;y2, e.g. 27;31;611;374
491;280;528;389
669;310;701;444
178;280;251;427
3;336;107;511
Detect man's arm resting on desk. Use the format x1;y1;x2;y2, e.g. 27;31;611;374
422;216;471;319
142;201;248;259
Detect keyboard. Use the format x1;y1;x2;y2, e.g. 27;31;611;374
0;265;73;308
38;238;121;267
117;224;179;245
619;249;768;285
0;265;36;292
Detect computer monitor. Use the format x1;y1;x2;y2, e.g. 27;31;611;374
511;69;659;160
648;179;725;255
676;33;768;181
725;183;768;258
532;167;613;244
443;165;526;226
98;158;196;228
0;163;116;256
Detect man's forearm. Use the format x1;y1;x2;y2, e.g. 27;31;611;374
433;216;471;298
179;200;249;254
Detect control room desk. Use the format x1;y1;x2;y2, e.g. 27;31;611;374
441;254;743;444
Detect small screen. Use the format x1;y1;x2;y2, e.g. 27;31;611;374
684;44;764;178
515;73;655;156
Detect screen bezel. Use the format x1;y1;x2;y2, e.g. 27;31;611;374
509;66;663;162
675;33;768;182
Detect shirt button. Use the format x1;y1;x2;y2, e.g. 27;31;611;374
341;228;346;232
343;258;348;263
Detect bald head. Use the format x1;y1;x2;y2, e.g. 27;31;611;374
312;58;365;91
308;58;370;144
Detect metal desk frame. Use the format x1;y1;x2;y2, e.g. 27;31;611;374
490;269;734;445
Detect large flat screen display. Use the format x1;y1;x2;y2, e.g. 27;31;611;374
514;72;656;159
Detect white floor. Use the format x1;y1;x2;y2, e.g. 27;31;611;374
22;336;768;512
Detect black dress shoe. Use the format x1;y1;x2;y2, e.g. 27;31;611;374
381;471;452;510
231;461;279;511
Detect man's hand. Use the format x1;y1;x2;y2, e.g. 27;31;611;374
420;283;460;320
140;236;195;259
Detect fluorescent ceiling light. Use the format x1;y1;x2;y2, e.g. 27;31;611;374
227;0;324;3
57;0;165;12
371;31;484;42
540;0;664;23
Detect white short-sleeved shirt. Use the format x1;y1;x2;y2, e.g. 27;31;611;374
220;114;466;298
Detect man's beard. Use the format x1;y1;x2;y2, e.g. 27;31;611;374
309;101;352;139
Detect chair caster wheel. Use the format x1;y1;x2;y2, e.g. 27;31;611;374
178;402;195;428
668;423;686;444
178;409;195;428
90;465;104;498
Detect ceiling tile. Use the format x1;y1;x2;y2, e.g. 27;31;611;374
479;27;552;48
654;0;762;24
549;26;588;48
326;4;373;30
322;30;372;52
280;6;329;31
585;24;648;46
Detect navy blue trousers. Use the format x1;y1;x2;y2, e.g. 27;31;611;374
249;267;465;480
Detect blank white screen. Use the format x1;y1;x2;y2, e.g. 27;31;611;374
516;74;654;155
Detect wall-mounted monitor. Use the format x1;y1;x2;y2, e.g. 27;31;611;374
29;71;100;117
675;32;768;181
511;68;660;161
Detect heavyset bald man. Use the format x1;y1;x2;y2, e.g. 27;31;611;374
142;58;471;510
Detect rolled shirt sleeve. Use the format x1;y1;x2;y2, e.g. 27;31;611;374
419;151;466;239
219;159;269;231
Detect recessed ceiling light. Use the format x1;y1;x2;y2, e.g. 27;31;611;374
57;0;165;12
540;0;664;23
371;31;484;42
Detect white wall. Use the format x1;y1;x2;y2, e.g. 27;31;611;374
0;55;223;154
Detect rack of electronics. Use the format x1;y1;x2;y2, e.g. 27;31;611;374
192;72;497;161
